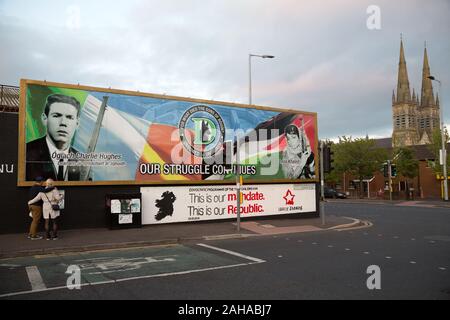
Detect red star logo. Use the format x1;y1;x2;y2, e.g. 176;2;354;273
283;189;295;205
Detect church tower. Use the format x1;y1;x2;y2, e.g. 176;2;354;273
392;38;419;147
417;45;440;144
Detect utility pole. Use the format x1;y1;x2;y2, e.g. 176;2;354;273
236;141;241;232
388;160;393;201
239;53;275;232
320;141;325;225
428;76;448;201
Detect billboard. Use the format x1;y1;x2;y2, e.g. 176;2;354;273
18;79;318;186
141;184;317;224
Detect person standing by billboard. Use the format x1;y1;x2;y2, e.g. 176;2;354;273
28;179;63;240
26;94;86;181
27;176;45;240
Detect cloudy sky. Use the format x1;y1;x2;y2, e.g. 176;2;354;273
1;0;449;140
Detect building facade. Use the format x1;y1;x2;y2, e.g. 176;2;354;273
392;39;440;147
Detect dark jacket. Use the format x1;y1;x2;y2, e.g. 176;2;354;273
28;184;45;206
26;136;83;181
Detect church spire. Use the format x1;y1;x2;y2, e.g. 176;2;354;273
420;44;435;107
396;37;411;103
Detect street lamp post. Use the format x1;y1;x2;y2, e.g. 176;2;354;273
428;75;448;201
248;54;275;105
236;54;275;232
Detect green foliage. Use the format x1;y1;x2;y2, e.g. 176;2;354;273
327;136;388;197
393;147;419;179
332;136;387;177
427;127;450;175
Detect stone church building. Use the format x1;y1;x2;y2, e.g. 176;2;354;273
332;39;448;200
392;39;440;147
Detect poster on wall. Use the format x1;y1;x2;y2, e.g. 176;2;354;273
141;184;316;225
111;200;121;213
19;79;318;186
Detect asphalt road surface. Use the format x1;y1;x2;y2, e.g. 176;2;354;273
1;201;449;300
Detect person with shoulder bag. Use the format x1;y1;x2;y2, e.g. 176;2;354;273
28;178;62;240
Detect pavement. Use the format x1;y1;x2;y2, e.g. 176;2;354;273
327;198;450;209
0;214;367;259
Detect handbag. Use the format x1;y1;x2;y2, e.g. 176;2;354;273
44;192;60;211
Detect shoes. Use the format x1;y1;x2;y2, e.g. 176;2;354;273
29;235;43;240
52;236;58;240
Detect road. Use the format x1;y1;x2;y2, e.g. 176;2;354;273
0;201;449;300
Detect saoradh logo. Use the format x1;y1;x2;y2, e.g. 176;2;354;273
192;118;216;145
179;105;225;158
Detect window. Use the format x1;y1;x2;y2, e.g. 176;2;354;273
394;116;401;128
400;181;406;191
419;118;425;129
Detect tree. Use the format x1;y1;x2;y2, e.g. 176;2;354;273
332;136;387;198
427;127;450;176
393;147;419;199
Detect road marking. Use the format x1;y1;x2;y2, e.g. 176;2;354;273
0;264;21;268
115;263;251;283
1;244;267;298
312;242;318;245
297;240;303;243
203;234;255;241
439;267;446;271
328;245;334;248
385;256;392;259
394;236;399;239
425;235;450;242
410;261;416;264
30;244;180;259
25;266;46;291
0;262;253;298
278;255;283;258
345;248;351;251
429;241;435;244
197;243;266;264
66;255;179;275
363;252;370;255
378;234;383;237
411;238;416;241
330;218;373;232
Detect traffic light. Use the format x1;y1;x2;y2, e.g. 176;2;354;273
322;144;334;173
391;164;397;177
382;162;397;178
383;163;389;178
